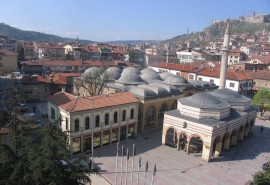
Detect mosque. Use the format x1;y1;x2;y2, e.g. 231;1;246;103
161;20;257;161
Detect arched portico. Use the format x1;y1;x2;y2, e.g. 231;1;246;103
163;127;177;148
177;132;188;151
222;132;230;151
230;130;237;146
186;135;203;154
212;136;222;157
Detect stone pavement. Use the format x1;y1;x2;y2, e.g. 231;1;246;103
89;118;270;185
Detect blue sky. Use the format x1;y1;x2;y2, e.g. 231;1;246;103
0;0;269;42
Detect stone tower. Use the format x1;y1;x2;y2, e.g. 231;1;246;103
219;19;230;89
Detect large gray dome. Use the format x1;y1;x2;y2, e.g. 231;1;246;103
138;84;168;96
116;73;146;85
122;67;141;75
179;93;230;109
164;75;188;85
106;67;122;80
140;68;161;81
210;88;250;103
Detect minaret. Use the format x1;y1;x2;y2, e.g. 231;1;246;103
219;19;230;89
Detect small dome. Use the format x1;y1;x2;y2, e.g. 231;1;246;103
150;83;181;94
160;72;174;80
164;75;188;85
179;93;230;109
83;67;102;76
126;86;157;98
138;84;168;96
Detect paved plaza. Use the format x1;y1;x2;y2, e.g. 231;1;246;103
89;118;270;185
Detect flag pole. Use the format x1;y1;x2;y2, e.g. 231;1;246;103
120;145;124;185
151;163;156;185
144;159;148;185
125;148;129;185
115;142;119;185
131;144;135;184
137;156;141;185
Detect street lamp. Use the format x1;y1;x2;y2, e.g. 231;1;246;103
91;94;108;169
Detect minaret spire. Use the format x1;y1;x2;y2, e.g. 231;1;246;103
219;19;230;89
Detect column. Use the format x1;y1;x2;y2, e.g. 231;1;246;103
201;144;212;162
80;135;83;153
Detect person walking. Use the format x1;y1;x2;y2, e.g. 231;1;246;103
88;159;92;169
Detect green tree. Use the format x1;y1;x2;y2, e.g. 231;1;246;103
73;68;111;96
253;170;270;185
252;88;270;111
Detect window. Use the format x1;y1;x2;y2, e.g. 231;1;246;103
176;72;181;76
85;117;90;129
51;108;55;119
189;74;194;80
0;62;2;67
266;82;268;86
210;79;214;83
105;113;109;125
66;118;68;130
198;77;202;81
75;119;79;131
122;110;126;121
95;115;100;127
229;83;235;87
114;112;118;123
130;109;134;119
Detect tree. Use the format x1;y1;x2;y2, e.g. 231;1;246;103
73;67;111;96
253;170;270;185
252;88;270;111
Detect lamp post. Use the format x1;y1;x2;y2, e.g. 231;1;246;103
91;94;108;169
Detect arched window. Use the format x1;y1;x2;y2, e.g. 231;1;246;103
85;117;90;129
114;112;118;123
105;113;109;125
122;110;126;121
145;106;156;128
130;108;134;119
170;101;177;110
158;103;168;125
95;115;100;127
75;119;79;131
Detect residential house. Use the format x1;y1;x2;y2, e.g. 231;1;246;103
0;48;18;73
37;43;65;60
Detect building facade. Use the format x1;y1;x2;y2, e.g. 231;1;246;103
47;91;139;155
0;48;18;73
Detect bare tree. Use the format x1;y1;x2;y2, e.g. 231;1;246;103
73;67;111;96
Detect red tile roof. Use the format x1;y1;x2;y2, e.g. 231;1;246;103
0;48;17;56
149;62;197;72
22;74;51;84
48;91;139;113
198;69;253;81
49;73;81;85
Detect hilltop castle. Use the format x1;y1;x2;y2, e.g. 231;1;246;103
212;11;268;24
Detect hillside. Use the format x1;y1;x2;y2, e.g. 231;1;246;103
165;20;270;46
0;23;94;43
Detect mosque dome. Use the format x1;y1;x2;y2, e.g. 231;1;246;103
122;67;141;75
210;88;248;102
140;68;161;81
83;67;102;76
179;93;230;109
106;67;122;80
116;72;146;85
126;86;157;99
160;72;174;80
138;84;168;96
164;75;188;85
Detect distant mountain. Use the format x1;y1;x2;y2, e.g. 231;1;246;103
165;20;270;46
0;23;94;43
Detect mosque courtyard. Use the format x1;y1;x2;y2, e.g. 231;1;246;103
89;118;270;185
